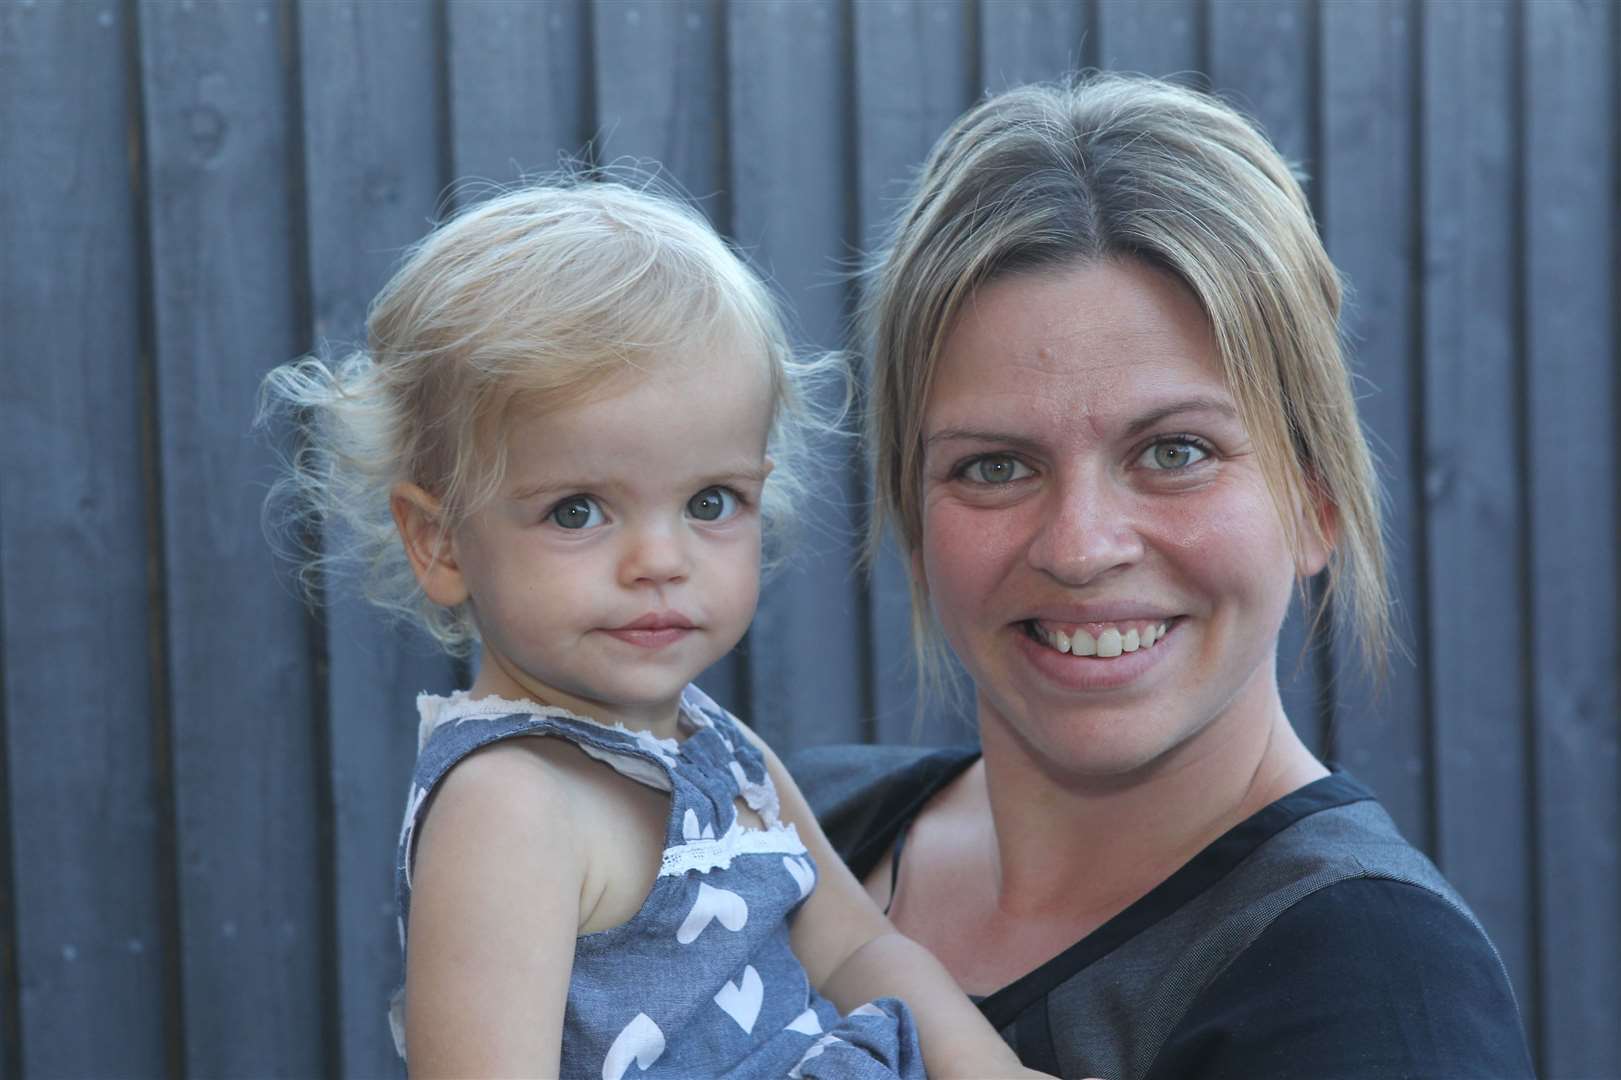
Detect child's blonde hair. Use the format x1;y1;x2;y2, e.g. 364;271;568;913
264;177;820;654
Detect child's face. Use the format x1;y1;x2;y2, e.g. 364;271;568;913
450;339;774;731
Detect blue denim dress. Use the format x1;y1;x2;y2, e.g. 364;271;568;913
391;685;924;1079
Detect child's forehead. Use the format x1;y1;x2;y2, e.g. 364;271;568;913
495;343;775;489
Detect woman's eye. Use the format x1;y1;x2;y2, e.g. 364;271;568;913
967;455;1031;485
686;486;738;522
1141;439;1210;471
549;495;605;530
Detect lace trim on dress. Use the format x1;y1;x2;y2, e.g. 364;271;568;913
658;819;807;877
415;691;684;793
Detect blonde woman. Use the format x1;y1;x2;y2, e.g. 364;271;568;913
796;76;1533;1079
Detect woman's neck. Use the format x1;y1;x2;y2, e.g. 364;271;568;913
974;685;1326;922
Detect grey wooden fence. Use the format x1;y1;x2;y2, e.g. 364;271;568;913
1;0;1616;1076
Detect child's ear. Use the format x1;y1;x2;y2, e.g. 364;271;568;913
390;483;469;607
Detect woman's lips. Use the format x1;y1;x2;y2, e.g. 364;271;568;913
1013;617;1179;690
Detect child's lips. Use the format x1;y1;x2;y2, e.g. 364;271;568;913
601;612;697;648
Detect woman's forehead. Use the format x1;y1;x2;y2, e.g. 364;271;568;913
926;260;1236;435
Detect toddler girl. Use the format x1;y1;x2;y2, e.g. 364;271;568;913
263;180;1046;1079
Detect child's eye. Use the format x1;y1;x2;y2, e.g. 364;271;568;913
549;495;605;530
686;486;739;523
959;454;1033;485
1139;437;1212;471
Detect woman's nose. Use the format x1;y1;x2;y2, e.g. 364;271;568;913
618;523;691;587
1024;471;1144;585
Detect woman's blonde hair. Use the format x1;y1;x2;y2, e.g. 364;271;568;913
263;177;820;653
862;73;1391;695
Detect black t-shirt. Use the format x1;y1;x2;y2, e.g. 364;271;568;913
791;744;1535;1080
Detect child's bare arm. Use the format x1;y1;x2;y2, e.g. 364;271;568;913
402;742;585;1077
743;732;1053;1080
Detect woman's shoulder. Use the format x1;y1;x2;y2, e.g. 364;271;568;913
1144;874;1535;1079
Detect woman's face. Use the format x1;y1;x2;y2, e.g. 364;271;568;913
918;258;1327;782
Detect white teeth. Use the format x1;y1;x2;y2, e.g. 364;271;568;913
1033;620;1171;658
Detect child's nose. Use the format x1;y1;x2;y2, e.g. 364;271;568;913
618;525;691;586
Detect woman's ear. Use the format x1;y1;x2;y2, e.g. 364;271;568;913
1295;485;1338;578
390;483;469;607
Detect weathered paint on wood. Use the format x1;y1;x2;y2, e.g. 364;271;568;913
0;3;172;1076
448;0;593;186
1523;2;1621;1074
979;0;1090;91
854;0;979;745
728;0;868;750
297;3;458;1076
1320;0;1431;848
137;1;328;1072
1095;0;1200;80
1207;0;1330;759
0;2;1614;1074
1419;0;1536;1045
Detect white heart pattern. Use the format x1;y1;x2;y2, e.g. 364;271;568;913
782;855;815;899
602;1012;665;1080
786;1007;822;1035
713;964;764;1033
682;808;716;841
788;1034;845;1079
676;882;749;944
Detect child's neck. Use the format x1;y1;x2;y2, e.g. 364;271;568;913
467;660;685;742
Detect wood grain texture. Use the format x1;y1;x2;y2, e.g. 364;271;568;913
137;1;326;1072
854;0;979;746
1418;0;1536;1043
1320;0;1430;847
447;0;591;186
296;3;458;1075
1523;2;1620;1075
592;0;744;713
1206;0;1329;758
0;3;171;1075
979;0;1090;90
727;0;866;750
1095;0;1200;79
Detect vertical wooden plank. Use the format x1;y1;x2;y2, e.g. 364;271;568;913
593;0;744;714
296;3;457;1076
447;0;591;185
1524;2;1620;1074
854;0;979;745
979;0;1088;90
0;3;171;1074
137;1;327;1072
728;1;865;751
1419;0;1535;1042
593;0;727;211
1205;0;1328;759
1095;0;1200;79
1319;0;1429;845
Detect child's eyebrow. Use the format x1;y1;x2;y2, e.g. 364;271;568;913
506;464;772;502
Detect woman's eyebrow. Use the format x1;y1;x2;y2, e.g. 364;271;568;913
1122;396;1239;438
923;429;1047;453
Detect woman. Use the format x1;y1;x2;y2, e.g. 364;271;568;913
794;76;1533;1078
